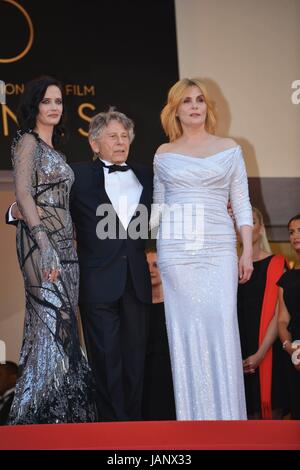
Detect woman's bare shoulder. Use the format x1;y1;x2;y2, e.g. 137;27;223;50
155;143;174;156
211;136;238;149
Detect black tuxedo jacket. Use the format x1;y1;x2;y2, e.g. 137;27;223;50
0;391;14;425
70;158;153;304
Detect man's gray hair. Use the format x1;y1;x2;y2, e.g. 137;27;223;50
89;107;135;143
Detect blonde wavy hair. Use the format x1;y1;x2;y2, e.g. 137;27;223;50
160;78;217;142
252;207;271;253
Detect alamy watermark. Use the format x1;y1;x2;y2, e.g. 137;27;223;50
291;80;300;104
96;199;205;251
291;340;300;366
0;80;6;105
0;340;6;364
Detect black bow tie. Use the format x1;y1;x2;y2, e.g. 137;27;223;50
101;161;130;173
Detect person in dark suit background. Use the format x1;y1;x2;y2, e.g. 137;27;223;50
142;244;176;421
0;362;18;425
70;108;152;421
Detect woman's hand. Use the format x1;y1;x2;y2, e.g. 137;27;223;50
40;246;61;283
243;351;263;374
11;202;23;220
31;224;61;283
238;251;253;284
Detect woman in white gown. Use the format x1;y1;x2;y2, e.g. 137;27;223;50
152;78;253;420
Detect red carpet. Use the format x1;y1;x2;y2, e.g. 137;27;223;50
0;420;299;450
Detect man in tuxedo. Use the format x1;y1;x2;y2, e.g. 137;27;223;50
70;109;152;421
0;361;18;425
8;108;152;422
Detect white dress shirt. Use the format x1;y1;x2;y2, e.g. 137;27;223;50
100;159;142;230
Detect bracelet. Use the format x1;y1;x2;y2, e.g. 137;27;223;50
31;224;47;238
282;340;290;350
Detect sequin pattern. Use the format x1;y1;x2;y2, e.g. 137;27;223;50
9;130;97;424
153;146;253;420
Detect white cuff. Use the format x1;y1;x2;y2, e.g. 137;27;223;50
8;202;17;222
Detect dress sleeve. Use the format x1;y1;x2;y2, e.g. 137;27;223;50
12;132;60;272
149;156;165;232
277;271;287;289
229;146;253;230
11;132;41;229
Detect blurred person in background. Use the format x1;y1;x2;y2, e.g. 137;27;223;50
0;362;18;425
237;207;287;419
277;214;300;419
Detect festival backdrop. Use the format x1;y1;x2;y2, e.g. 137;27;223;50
1;0;299;242
0;0;179;169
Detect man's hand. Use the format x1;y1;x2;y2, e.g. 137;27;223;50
227;201;235;221
11;202;23;220
12;203;43;220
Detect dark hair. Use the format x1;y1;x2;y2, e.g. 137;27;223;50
17;76;66;147
288;214;300;229
3;361;18;375
145;239;157;253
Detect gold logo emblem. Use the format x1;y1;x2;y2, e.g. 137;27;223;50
0;0;34;63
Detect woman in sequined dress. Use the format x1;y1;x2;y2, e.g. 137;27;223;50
151;78;253;420
8;76;97;424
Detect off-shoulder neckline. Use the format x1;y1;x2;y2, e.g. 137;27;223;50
155;145;240;160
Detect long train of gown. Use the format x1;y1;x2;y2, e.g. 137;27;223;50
9;130;97;424
152;146;252;420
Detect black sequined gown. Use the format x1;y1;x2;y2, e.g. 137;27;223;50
8;130;97;424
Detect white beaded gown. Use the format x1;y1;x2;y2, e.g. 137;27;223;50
152;145;252;420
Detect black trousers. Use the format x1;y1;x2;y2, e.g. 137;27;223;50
142;302;176;421
79;271;148;421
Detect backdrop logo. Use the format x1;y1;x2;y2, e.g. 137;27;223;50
0;0;34;63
